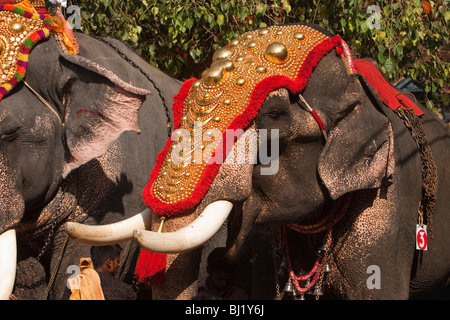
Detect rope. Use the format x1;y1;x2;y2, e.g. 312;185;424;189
43;173;79;299
23;81;63;124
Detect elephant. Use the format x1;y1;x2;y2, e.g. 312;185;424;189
0;4;181;299
67;23;450;300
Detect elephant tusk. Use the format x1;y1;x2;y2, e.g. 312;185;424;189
65;208;152;245
134;200;233;254
0;229;17;300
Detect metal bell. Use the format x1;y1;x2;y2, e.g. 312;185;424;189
323;262;331;273
316;243;328;257
295;294;305;300
282;278;295;293
311;284;324;296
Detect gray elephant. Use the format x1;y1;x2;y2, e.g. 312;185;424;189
0;4;180;300
68;23;450;300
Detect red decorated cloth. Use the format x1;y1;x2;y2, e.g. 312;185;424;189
353;59;423;116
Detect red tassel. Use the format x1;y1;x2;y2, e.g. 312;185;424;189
135;249;167;288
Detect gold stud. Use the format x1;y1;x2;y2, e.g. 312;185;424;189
213;116;221;122
10;21;24;34
294;32;305;40
235;55;244;62
258;28;269;36
201;68;210;78
223;99;231;106
229;39;239;47
222;60;235;72
203;63;224;85
213;47;233;61
191;80;201;89
235;77;246;86
247;41;257;49
265;42;288;64
256;65;267;73
275;30;284;35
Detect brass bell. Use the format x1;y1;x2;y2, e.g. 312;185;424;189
282;278;295;294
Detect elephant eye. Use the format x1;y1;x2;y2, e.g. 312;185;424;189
263;107;287;119
1;128;19;142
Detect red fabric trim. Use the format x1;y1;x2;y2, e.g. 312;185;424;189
353;59;424;116
142;35;343;217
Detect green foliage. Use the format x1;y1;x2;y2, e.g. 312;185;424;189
69;0;449;109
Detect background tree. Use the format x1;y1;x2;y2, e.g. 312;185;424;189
68;0;449;113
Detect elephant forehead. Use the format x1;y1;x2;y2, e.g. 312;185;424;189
144;24;345;217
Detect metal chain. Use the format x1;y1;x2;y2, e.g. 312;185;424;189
22;183;67;272
43;174;80;299
315;229;333;300
272;233;281;300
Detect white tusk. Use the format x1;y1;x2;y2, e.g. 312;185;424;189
0;229;17;300
65;208;152;245
134;200;233;254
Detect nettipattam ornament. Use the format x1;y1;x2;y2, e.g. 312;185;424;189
0;2;52;101
143;24;348;217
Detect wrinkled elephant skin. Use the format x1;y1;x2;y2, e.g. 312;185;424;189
135;26;450;299
0;32;180;299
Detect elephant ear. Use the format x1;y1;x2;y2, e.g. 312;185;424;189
318;73;395;200
59;53;149;177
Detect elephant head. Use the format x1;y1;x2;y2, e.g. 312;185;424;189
0;6;149;299
67;24;402;298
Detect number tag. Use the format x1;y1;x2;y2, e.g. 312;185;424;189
416;225;428;251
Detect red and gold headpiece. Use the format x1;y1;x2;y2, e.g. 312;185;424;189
0;0;52;101
143;24;349;217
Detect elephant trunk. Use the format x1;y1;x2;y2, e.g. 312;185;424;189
0;229;17;300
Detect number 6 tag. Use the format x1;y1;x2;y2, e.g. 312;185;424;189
416;225;428;251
